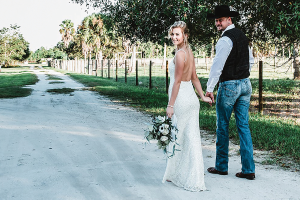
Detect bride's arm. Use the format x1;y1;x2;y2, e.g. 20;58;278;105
191;57;212;104
166;51;185;118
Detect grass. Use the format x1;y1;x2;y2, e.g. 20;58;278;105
47;88;75;94
0;66;39;98
64;67;300;167
49;81;65;84
0;66;31;73
68;73;170;113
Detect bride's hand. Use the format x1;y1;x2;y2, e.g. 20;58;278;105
205;92;214;106
202;96;213;104
166;106;174;118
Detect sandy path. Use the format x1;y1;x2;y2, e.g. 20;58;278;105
0;69;299;200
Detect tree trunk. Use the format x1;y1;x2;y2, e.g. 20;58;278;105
293;44;300;80
89;51;92;75
274;46;277;72
84;52;87;74
210;40;215;62
204;51;208;71
131;45;136;72
282;44;285;61
162;43;167;69
99;50;103;61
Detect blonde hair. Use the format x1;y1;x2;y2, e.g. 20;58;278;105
168;21;190;48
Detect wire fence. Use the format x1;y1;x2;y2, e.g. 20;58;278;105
49;57;299;120
49;56;295;89
49;58;212;92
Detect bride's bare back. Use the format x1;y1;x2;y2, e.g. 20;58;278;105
174;47;195;82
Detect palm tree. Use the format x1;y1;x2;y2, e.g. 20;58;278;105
89;14;104;61
59;20;75;48
75;13;124;73
78;14;114;74
77;16;94;73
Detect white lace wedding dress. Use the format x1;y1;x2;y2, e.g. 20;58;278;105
162;52;206;192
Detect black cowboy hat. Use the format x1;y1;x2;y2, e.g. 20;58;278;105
207;5;239;19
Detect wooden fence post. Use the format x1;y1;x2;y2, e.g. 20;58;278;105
101;60;104;77
116;60;118;82
136;60;138;86
108;60;110;79
166;60;169;94
95;60;98;76
90;59;92;75
78;60;80;73
149;61;152;89
125;60;127;83
259;60;263;114
87;59;90;74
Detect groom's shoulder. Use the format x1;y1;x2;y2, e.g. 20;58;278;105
223;28;241;36
223;28;246;41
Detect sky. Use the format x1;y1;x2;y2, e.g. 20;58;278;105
0;0;96;51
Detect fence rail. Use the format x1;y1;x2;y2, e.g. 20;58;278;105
49;57;296;115
49;56;294;75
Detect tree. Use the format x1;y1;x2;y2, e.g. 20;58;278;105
72;0;300;78
85;13;105;60
232;0;300;79
71;0;300;44
29;46;68;62
0;24;30;66
77;16;94;68
59;20;75;48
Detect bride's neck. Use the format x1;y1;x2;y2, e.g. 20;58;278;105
177;44;185;50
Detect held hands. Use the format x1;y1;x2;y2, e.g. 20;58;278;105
205;92;215;106
202;96;213;104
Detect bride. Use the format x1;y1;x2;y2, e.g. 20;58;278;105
162;21;211;192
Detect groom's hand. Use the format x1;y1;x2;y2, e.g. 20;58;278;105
205;92;214;106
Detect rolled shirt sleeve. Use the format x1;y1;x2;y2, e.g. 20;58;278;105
206;37;233;93
206;37;255;93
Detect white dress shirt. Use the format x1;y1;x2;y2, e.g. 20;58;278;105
206;24;254;93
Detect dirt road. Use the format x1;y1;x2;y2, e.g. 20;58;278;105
0;69;299;200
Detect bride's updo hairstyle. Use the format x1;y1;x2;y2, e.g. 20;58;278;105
168;21;190;48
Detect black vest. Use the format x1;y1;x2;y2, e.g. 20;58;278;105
219;28;250;82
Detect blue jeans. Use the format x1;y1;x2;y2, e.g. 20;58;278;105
215;78;255;174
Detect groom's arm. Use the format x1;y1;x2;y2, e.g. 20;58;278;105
205;92;214;106
206;37;233;93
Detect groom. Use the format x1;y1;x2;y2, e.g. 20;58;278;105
205;5;256;180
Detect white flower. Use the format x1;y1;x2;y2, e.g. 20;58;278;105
164;124;169;129
160;136;168;142
162;131;168;136
162;129;169;135
158;124;168;135
159;125;165;133
156;116;165;123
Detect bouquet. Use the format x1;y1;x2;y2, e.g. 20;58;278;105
145;115;179;157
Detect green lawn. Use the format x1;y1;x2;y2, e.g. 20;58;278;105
0;66;39;98
64;67;300;167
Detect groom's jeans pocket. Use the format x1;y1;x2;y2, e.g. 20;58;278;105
217;80;239;106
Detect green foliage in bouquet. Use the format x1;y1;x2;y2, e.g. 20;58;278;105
145;116;179;157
